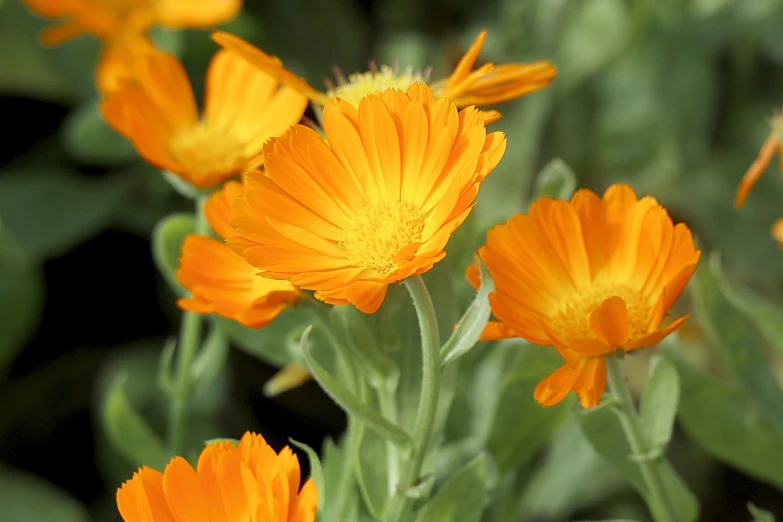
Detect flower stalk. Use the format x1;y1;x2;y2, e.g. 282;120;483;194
386;276;441;522
167;194;210;455
605;355;679;522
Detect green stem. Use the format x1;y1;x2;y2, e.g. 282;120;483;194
168;195;210;455
605;356;679;522
386;276;441;522
377;379;400;496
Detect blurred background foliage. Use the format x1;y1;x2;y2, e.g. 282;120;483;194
1;0;783;520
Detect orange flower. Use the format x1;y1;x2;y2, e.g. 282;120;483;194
177;180;300;328
21;0;241;92
226;84;505;314
735;111;783;246
101;50;308;188
116;431;318;522
469;184;701;408
211;30;556;123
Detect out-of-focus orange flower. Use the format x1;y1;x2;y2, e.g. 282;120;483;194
225;84;505;314
116;431;318;522
468;184;701;408
101;50;307;188
735;111;783;246
21;0;241;92
177;181;300;328
211;30;556;124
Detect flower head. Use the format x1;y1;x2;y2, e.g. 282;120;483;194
116;431;317;522
226;83;505;313
101;50;307;188
177;181;301;327
211;30;556;123
735;110;783;245
469;184;701;408
22;0;241;92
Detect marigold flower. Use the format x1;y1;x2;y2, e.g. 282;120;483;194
177;181;300;328
22;0;241;92
735;111;783;245
211;30;556;123
101;50;308;188
116;432;317;522
226;84;505;314
469;184;701;408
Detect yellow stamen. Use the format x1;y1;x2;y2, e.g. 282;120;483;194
551;281;651;341
326;65;426;108
170;123;245;180
341;199;426;275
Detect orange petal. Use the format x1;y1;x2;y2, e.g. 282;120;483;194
773;217;783;247
162;457;210;522
735;133;779;208
625;314;689;352
575;358;607;408
534;363;578;407
589;296;629;348
204;180;244;240
155;0;241;28
478;320;519;341
210;31;327;104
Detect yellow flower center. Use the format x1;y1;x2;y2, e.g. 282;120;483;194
170;123;246;181
341;199;426;276
550;280;653;343
326;65;427;108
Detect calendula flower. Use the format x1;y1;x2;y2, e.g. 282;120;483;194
101;50;307;188
21;0;241;92
468;184;701;408
116;432;317;522
177;180;300;327
226;84;505;314
211;30;556;123
735;110;783;246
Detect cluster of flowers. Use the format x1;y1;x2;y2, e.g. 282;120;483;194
41;1;783;519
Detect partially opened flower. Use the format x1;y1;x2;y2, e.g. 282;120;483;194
212;29;556;123
735;110;783;246
117;431;317;522
227;83;506;313
177;180;300;328
21;0;241;92
468;184;701;408
101;50;308;188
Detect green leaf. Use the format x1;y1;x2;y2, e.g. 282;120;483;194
352;418;390;519
101;372;171;470
190;327;230;390
0;169;127;260
663;345;783;490
748;502;777;522
488;342;572;471
289;439;326;514
62;100;138;165
639;355;680;450
0;466;91;522
321;431;361;522
151;213;194;296
0;1;78;102
302;325;413;450
711;253;783;359
414;453;488;522
578;401;700;522
691;253;783;432
557;0;633;88
0;221;43;371
440;257;494;366
214;304;312;367
531;158;578;202
520;418;625;519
